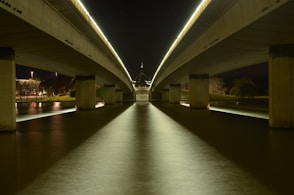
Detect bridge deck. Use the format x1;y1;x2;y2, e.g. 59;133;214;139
2;102;293;194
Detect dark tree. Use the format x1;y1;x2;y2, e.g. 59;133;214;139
230;77;257;98
40;75;73;95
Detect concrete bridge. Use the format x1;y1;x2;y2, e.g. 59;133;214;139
0;0;134;130
150;0;294;128
1;0;294;130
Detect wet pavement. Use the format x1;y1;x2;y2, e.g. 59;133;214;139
1;102;294;194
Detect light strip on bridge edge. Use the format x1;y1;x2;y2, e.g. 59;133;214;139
71;0;133;84
150;0;211;88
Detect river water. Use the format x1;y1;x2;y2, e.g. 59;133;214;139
16;101;104;122
1;102;294;194
16;101;76;115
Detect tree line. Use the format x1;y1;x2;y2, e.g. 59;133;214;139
209;77;259;98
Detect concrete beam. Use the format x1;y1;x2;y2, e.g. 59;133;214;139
162;89;169;102
169;84;181;104
189;74;209;109
269;45;294;128
0;48;16;131
104;84;116;105
116;89;123;102
75;75;96;110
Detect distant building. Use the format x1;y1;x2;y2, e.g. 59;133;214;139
16;79;41;96
132;63;150;101
133;62;151;87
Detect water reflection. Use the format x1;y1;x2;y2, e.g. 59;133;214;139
0;132;16;195
16;102;77;122
16;101;76;116
16;103;278;194
133;103;272;194
154;102;294;194
15;103;132;194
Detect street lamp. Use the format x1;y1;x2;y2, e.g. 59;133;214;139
30;71;34;79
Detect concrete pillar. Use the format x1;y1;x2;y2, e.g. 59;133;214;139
104;84;116;104
162;89;169;102
150;91;162;101
189;74;209;109
169;84;181;104
269;45;294;128
116;89;123;102
75;75;96;110
122;91;135;102
0;48;16;131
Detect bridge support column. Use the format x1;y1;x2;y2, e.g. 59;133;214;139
162;89;169;102
269;45;294;128
169;84;181;104
0;48;16;131
75;75;96;110
104;84;116;104
189;74;209;109
116;89;123;102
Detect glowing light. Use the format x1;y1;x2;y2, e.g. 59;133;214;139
16;102;105;122
180;102;269;119
72;0;133;85
16;108;76;122
150;0;212;87
209;107;269;119
95;102;105;108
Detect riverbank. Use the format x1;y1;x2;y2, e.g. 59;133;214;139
16;95;76;103
16;94;269;114
209;94;268;112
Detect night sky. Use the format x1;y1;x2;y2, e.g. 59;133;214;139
80;0;199;79
16;65;57;80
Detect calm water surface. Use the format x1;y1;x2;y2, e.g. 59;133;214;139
1;102;293;194
16;101;76;115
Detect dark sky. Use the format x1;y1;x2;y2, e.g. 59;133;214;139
16;65;57;80
80;0;200;79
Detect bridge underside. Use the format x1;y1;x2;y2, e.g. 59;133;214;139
151;1;294;128
0;1;132;92
153;1;294;91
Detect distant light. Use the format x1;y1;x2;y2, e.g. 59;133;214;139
71;0;133;85
150;0;212;87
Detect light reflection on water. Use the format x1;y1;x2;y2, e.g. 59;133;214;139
16;101;76;116
16;102;279;195
16;102;77;122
